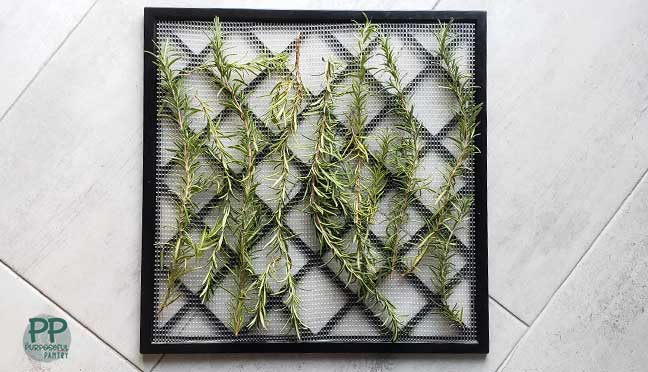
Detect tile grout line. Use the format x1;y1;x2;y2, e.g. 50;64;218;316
494;322;526;372
490;294;529;372
0;0;102;124
495;165;648;372
489;295;529;327
0;258;147;372
149;353;165;372
529;165;648;325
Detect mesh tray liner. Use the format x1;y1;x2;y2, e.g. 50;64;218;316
152;19;477;344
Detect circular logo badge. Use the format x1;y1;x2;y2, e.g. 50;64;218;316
23;314;71;362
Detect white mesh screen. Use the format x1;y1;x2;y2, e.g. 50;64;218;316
152;19;477;344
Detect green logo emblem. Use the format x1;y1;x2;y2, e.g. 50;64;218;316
23;314;71;362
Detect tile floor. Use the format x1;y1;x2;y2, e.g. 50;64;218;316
0;0;646;371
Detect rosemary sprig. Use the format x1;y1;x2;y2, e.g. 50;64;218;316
306;58;401;340
378;35;426;275
248;255;278;330
344;19;382;277
248;35;308;337
408;23;481;270
195;98;237;304
305;58;350;223
205;17;287;335
430;195;472;327
407;23;482;326
152;40;210;311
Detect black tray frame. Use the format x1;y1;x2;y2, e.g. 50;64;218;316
141;7;488;354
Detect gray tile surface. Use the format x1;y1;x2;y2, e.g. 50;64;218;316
0;0;96;117
0;0;647;371
438;0;648;323
0;263;139;371
0;0;149;366
501;172;648;372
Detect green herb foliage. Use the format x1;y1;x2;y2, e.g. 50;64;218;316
151;17;480;338
305;57;401;340
248;35;308;338
152;40;211;311
196;98;237;304
344;19;384;278
205;17;287;335
378;35;427;276
407;23;481;327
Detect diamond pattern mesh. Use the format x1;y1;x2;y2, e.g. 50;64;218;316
152;19;478;344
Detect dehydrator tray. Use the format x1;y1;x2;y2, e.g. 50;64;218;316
141;8;487;353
